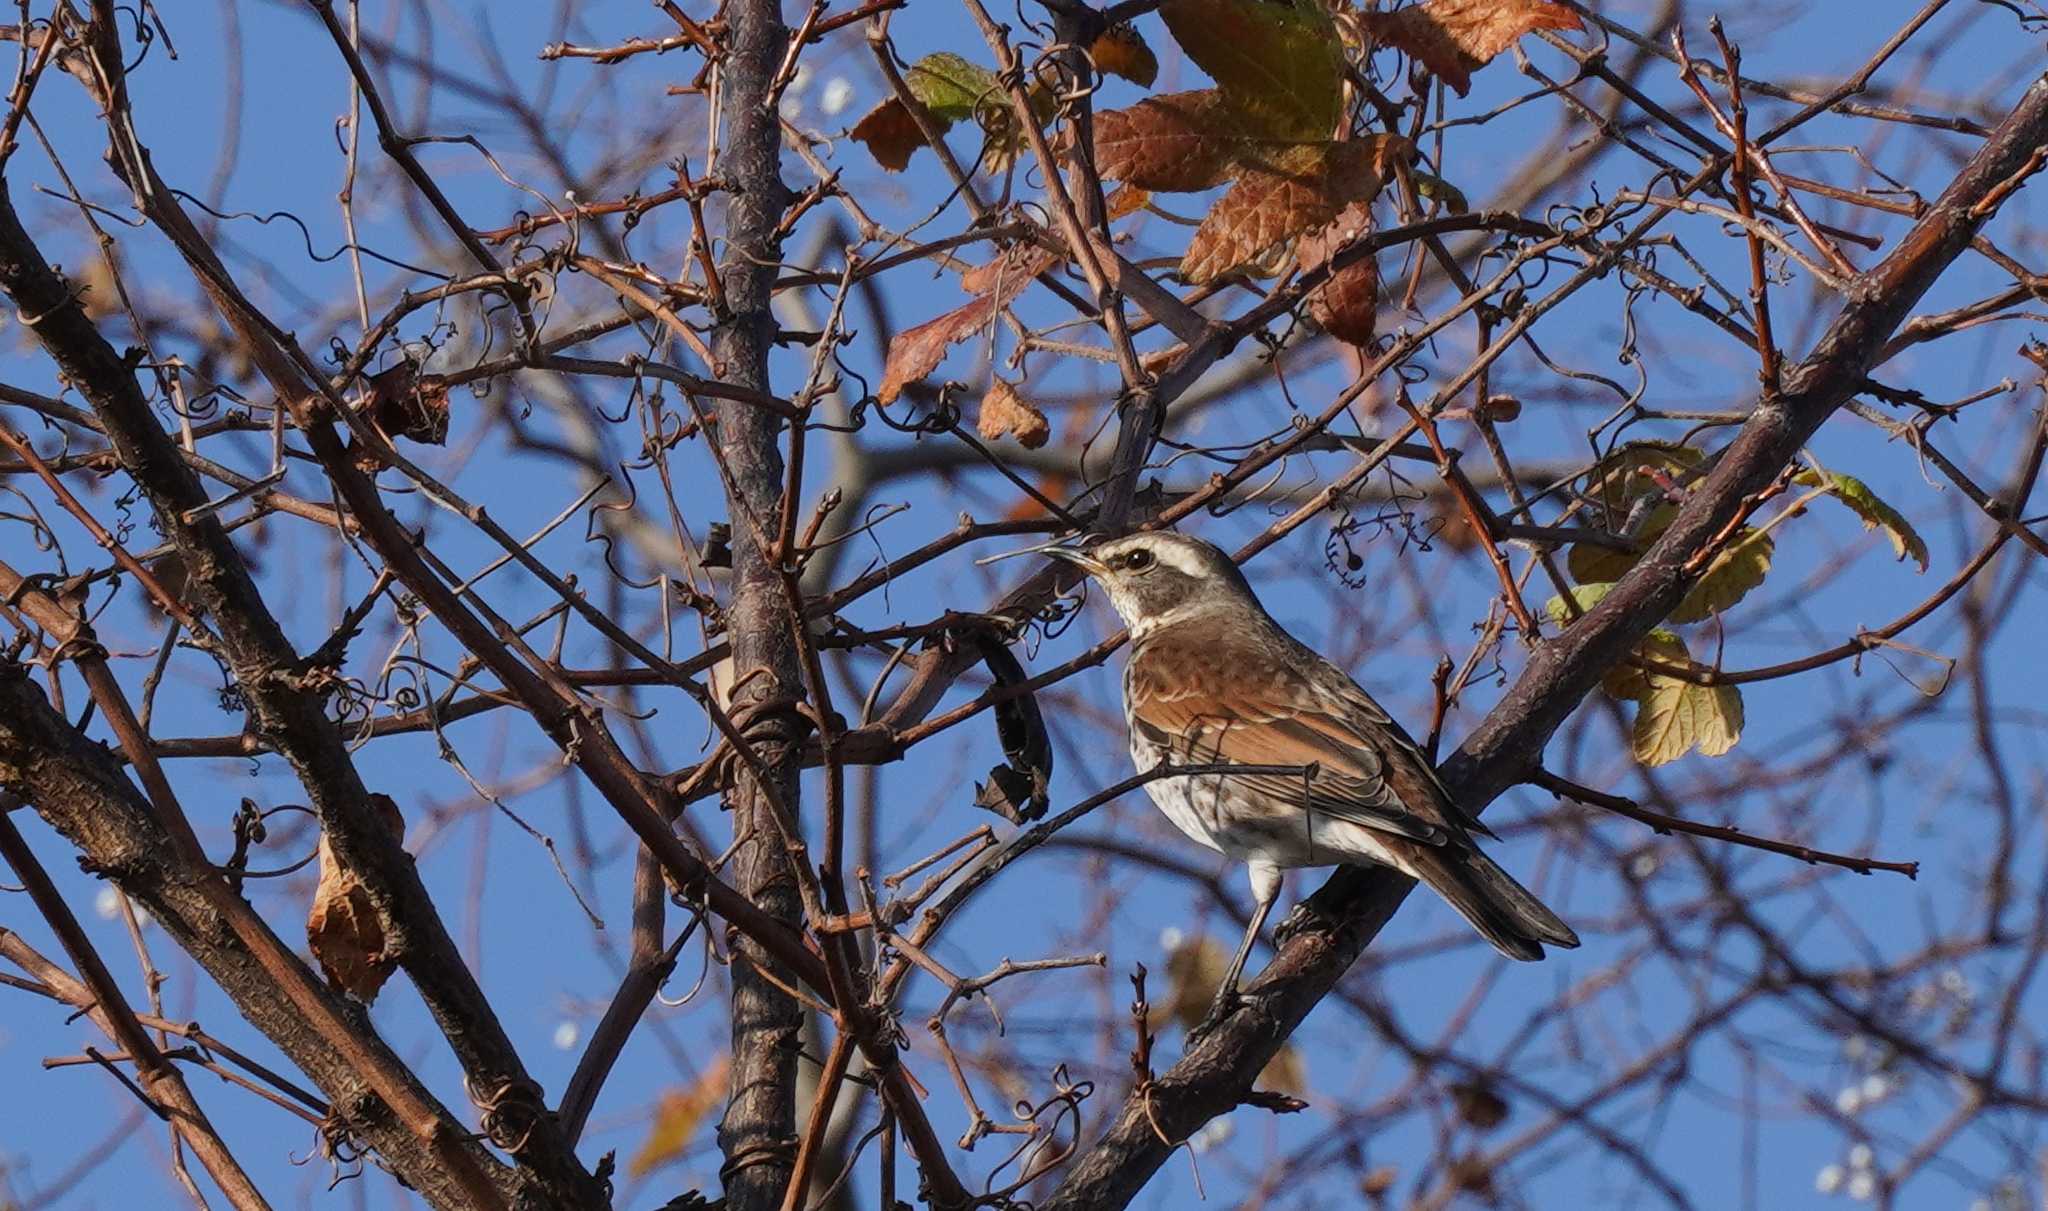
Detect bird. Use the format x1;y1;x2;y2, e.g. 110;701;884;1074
1016;530;1578;1011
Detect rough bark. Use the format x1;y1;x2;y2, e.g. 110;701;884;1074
706;1;807;1208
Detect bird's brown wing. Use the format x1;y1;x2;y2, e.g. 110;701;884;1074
1125;641;1457;845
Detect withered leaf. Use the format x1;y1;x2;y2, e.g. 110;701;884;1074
1105;183;1152;221
878;294;1000;405
1449;1078;1509;1129
1361;0;1583;97
976;380;1051;449
880;246;1058;404
1296;201;1379;345
1154;933;1229;1032
959;243;1061;296
970;628;1053;823
851;53;1050;172
629;1057;729;1177
306;792;406;1003
1090;22;1159;88
850;98;928;172
1092;90;1248;192
364;359;451;446
1182;137;1411;284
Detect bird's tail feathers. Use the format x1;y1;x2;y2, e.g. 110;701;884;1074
1409;847;1579;961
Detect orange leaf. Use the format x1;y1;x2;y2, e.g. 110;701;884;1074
629;1057;729;1177
850;98;927;172
1090;22;1159;88
977;380;1050;448
1105;183;1152;220
306;793;406;1003
1296;201;1379;345
1092;90;1247;192
1360;0;1582;96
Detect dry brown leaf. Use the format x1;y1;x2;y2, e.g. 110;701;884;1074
849;98;928;172
306;793;405;1002
629;1057;729;1177
1105;183;1152;220
1182;139;1406;284
1360;0;1583;96
363;359;451;446
1296;201;1379;345
1450;1078;1509;1129
959;243;1060;295
977;380;1051;448
878;295;999;405
881;246;1058;404
1092;90;1247;192
1153;933;1230;1032
1185;164;1333;284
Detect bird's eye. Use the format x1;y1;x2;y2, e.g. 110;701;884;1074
1121;549;1154;572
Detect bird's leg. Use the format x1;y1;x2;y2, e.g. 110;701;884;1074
1195;862;1282;1037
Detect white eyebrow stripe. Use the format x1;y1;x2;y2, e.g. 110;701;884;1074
1147;541;1209;578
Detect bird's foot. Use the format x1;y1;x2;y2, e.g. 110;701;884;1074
1274;900;1335;947
1188;980;1274;1047
1185;984;1241;1049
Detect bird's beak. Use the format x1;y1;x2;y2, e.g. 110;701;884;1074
976;539;1108;578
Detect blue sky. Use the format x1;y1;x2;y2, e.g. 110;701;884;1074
4;2;2048;1209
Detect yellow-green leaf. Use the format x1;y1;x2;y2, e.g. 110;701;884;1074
1544;581;1613;626
1567;502;1670;584
1614;632;1743;766
1161;0;1345;140
1413;170;1470;214
1668;526;1773;624
1601;627;1682;702
1571;513;1772;624
904;52;1005;121
1794;469;1929;572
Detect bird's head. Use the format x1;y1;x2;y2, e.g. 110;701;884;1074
1028;532;1259;638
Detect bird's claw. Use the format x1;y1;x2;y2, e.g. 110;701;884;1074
1274;900;1333;947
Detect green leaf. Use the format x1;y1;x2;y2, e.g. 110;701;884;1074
1544;581;1613;626
1612;631;1744;766
904;52;1005;121
1794;469;1929;572
1669;526;1774;623
1161;0;1345;140
851;53;1048;172
1412;170;1469;214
